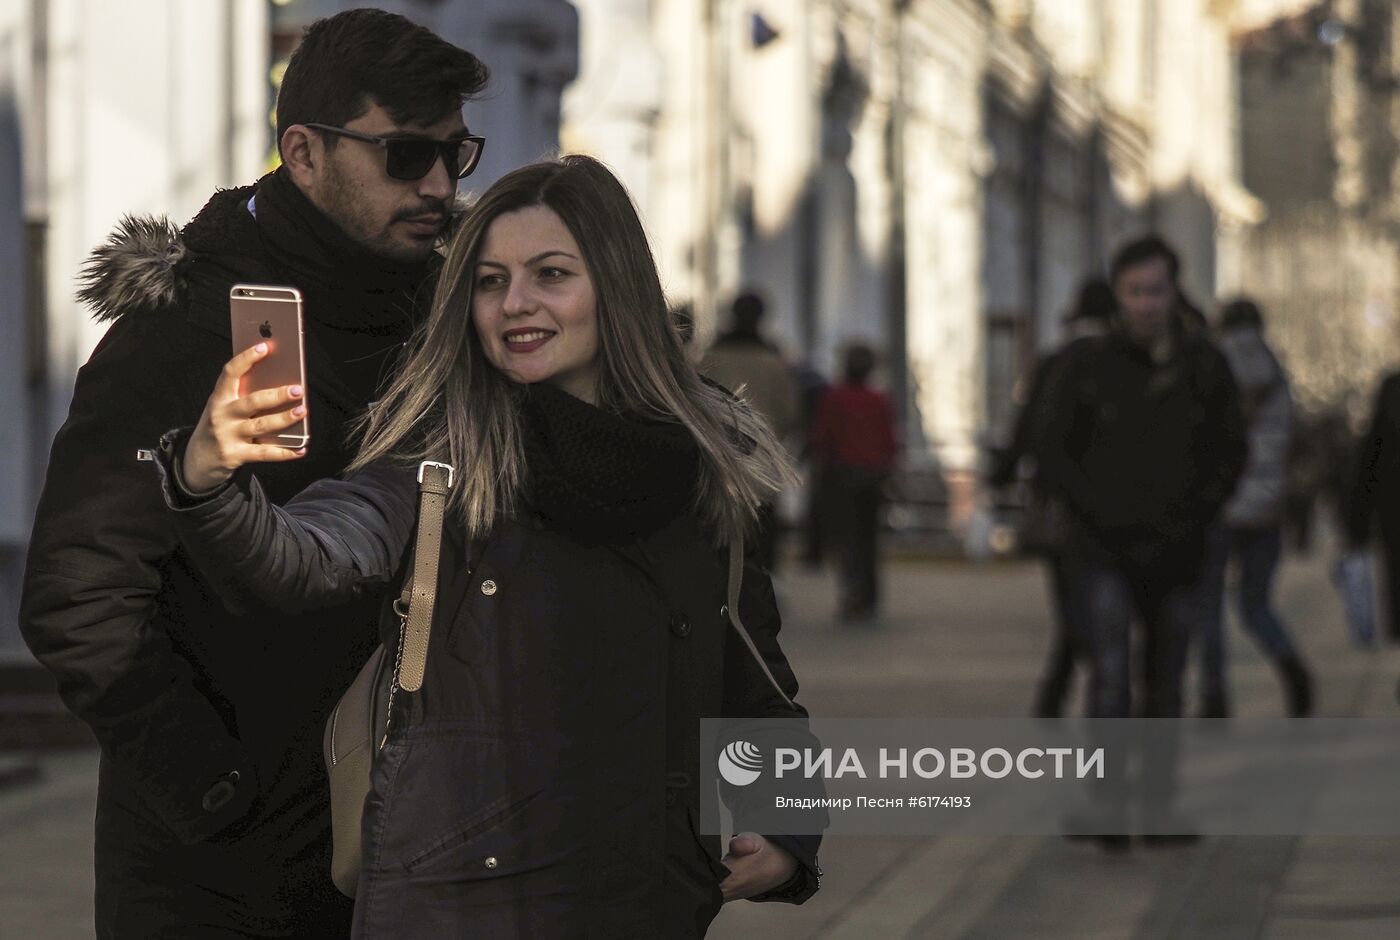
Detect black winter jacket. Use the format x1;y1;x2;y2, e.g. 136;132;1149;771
155;453;825;936
1040;329;1247;585
1347;370;1400;546
19;187;429;933
990;334;1100;491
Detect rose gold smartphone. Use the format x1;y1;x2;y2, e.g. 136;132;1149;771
229;284;309;448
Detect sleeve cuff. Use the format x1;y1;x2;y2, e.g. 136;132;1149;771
747;834;821;904
156;428;236;507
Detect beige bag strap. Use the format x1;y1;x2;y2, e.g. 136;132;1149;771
395;461;454;693
726;536;798;711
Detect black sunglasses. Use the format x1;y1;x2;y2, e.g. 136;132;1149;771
304;123;485;181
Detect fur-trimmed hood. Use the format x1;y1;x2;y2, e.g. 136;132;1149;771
75;185;470;324
76;214;187;323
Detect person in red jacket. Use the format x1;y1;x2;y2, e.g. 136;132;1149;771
810;342;900;621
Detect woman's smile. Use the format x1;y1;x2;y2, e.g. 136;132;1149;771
503;328;556;353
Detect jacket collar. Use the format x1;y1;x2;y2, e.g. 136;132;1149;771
76;181;468;339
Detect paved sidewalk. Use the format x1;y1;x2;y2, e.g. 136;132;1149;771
711;548;1400;939
0;749;96;938
2;546;1395;939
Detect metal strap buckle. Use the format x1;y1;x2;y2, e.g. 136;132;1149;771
417;460;455;489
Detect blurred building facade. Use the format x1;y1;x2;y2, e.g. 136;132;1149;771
1235;0;1400;419
6;0;1398;660
563;0;1268;520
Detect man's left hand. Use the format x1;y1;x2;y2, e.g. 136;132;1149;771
718;832;797;902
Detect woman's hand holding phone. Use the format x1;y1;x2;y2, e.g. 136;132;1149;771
181;343;307;492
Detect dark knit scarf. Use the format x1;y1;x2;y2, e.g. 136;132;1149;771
521;383;701;545
251;169;433;397
254;168;432;330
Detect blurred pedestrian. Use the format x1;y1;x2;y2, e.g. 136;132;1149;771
1192;298;1312;719
810;342;899;622
1319;408;1359;524
1346;369;1400;642
1282;409;1330;553
990;277;1116;718
17;12;488;936
794;360;832;567
1042;235;1246;841
701;291;800;572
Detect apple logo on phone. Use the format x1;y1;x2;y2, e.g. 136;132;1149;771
258;320;273;339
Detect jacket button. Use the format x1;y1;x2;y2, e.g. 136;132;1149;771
665;790;676;806
669;613;691;637
200;770;241;813
484;856;499;869
719;604;729;620
480;579;497;596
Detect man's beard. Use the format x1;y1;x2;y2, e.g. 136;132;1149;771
320;168;445;264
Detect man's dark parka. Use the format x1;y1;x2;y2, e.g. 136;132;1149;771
19;186;429;935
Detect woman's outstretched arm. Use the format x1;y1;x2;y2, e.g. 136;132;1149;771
152;342;418;614
156;436;417;614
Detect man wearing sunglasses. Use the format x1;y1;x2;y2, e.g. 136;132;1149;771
283;121;485;264
21;10;487;938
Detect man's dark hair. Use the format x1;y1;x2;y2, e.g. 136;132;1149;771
843;342;878;384
1066;277;1116;323
276;9;489;157
731;291;766;332
1220;297;1265;331
1109;234;1181;286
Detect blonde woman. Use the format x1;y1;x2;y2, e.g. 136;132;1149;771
159;155;823;936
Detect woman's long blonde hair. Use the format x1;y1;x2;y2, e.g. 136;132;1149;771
350;155;795;547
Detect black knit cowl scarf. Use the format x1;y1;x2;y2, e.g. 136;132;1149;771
520;383;701;545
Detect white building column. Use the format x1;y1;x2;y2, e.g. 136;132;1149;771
0;1;31;657
726;0;820;353
899;1;989;522
560;0;662;263
437;0;577;192
41;0;270;438
0;3;29;546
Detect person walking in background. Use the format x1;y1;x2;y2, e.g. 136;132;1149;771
1282;409;1332;554
1041;235;1246;841
701;291;800;572
1193;298;1312;719
810;342;899;622
794;359;833;568
18;12;488;936
1346;368;1400;642
990;277;1116;718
